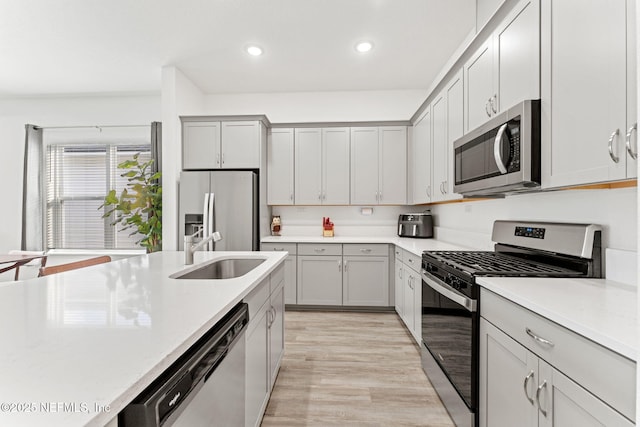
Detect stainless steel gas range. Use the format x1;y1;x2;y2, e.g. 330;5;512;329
420;221;602;427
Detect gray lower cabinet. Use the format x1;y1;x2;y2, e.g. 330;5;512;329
343;255;389;306
261;243;297;304
297;254;343;305
244;264;285;427
296;243;390;307
480;288;635;427
393;249;421;344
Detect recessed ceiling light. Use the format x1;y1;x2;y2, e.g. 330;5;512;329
355;41;373;53
246;45;263;56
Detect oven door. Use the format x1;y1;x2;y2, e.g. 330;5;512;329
421;271;478;413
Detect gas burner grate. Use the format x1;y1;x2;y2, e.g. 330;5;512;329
424;251;583;276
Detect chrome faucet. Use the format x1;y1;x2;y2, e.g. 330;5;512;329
184;230;222;265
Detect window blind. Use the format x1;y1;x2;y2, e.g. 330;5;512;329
45;143;151;250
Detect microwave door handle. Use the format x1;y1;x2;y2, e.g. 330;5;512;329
493;123;509;174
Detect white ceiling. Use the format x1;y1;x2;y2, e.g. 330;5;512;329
0;0;476;97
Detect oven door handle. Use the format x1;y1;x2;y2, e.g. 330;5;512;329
421;271;477;312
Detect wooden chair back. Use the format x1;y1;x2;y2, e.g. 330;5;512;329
38;256;112;277
8;250;47;280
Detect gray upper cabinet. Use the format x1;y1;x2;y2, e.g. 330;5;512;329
221;121;262;169
183;121;221;170
412;108;432;204
465;0;540;133
351;126;407;205
267;128;294;205
541;0;636;187
294;127;350;205
182;119;263;170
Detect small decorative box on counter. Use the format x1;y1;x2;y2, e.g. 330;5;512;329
322;217;334;237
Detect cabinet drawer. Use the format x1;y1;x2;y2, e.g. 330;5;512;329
270;263;285;293
393;246;403;262
402;250;421;272
343;244;388;257
261;243;297;255
245;277;270;320
298;243;342;256
481;288;636;421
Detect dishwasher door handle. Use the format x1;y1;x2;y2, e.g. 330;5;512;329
203;347;229;382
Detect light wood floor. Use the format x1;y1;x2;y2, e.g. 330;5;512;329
261;310;455;427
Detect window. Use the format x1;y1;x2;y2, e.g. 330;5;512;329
45;143;151;250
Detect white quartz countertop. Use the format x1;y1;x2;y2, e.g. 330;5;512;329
0;250;286;427
477;277;637;361
261;235;472;255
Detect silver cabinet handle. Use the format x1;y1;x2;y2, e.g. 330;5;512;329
426;185;431;198
407;258;414;264
338;260;342;272
322;192;326;201
626;123;638;159
523;371;535;405
408;276;413;290
216;153;220;165
221;153;225;164
608;129;620;163
344;261;348;272
485;99;492;117
536;380;548;417
318;191;322;200
525;328;554;347
360;248;372;253
314;248;326;253
491;95;498;114
271;307;277;326
442;181;447;194
379;191;382;202
399;268;402;279
290;193;293;201
494;123;509;174
375;192;379;201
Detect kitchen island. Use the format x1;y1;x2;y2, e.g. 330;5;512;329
0;250;286;427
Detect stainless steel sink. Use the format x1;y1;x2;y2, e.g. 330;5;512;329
170;258;266;280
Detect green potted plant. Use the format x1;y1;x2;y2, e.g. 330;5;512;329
101;154;162;252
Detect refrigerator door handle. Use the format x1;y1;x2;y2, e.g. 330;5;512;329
208;193;215;251
202;193;210;251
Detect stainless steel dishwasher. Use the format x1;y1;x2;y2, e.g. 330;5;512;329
120;302;248;426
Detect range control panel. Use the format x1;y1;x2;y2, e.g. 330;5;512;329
515;226;546;239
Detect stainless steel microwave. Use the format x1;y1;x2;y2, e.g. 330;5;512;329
453;99;540;197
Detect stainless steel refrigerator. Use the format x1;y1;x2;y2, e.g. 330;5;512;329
178;171;259;251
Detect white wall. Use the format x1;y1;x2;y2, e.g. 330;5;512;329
431;187;637;252
161;67;205;250
204;90;426;123
0;94;160;253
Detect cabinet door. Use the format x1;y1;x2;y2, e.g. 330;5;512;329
465;39;495;132
322;127;350;204
394;258;404;317
431;91;448;202
479;318;538;427
542;0;627;187
446;71;464;200
379;127;407;205
294;128;322;205
245;303;269;427
284;255;297;304
183;121;221;170
269;281;285;388
412;108;432;204
297;255;342;305
495;0;540;113
343;256;389;306
221;121;261;169
402;269;415;333
350;127;380;205
539;360;634;427
626;0;638;178
267;128;294;205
